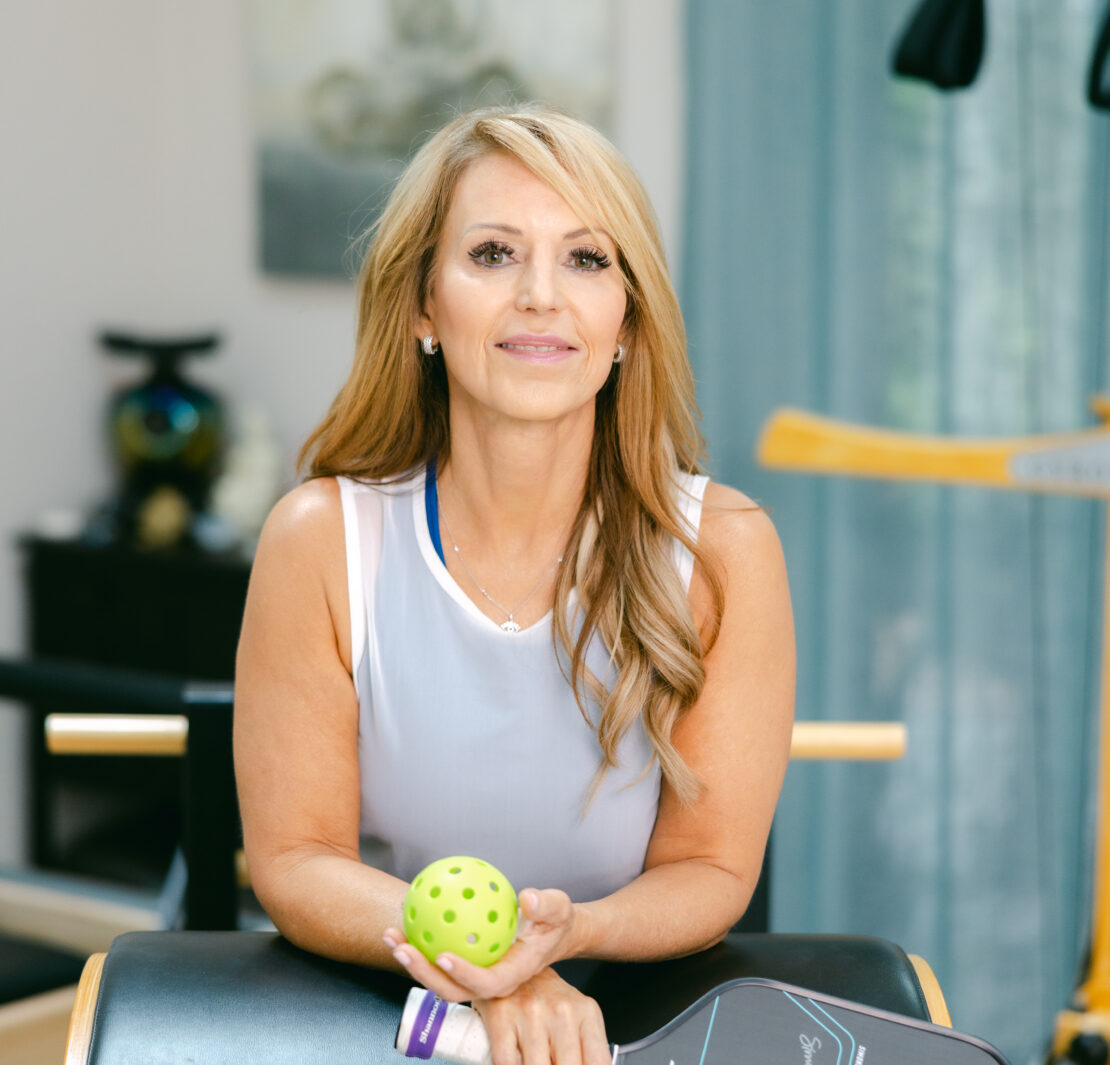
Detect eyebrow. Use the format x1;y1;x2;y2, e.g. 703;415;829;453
463;223;600;241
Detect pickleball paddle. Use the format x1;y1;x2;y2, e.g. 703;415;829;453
397;976;1010;1065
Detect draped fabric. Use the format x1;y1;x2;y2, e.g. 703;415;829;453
682;1;1110;1059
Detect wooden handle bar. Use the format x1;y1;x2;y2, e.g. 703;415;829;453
790;721;906;760
45;714;188;756
46;715;906;761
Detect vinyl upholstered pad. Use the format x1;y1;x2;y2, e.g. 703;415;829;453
81;931;932;1064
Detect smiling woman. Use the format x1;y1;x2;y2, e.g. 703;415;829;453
233;105;795;1065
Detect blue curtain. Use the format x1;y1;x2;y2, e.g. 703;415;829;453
682;1;1110;1060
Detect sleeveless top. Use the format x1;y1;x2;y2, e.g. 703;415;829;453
338;467;709;902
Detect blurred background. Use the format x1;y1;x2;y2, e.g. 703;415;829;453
1;1;1108;1063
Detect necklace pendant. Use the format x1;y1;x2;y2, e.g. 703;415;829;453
500;618;522;633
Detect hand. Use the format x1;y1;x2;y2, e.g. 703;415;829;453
474;967;609;1065
384;888;582;1003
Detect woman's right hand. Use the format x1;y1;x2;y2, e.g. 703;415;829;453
384;888;583;1005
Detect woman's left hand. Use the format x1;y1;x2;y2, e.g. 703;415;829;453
473;967;609;1065
383;887;583;1002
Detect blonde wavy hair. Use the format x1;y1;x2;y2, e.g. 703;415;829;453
300;104;723;804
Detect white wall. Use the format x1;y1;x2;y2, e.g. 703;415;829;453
0;0;683;864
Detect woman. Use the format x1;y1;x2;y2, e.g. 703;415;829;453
234;105;795;1065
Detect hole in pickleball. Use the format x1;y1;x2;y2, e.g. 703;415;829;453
490;943;500;953
423;931;433;943
487;911;498;922
430;886;441;898
449;866;461;874
443;910;456;923
462;888;475;899
489;882;499;891
408;907;416;919
415;876;423;888
467;933;478;944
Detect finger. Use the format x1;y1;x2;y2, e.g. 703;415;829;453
382;926;404;949
432;948;537;1000
580;1001;610;1065
517;1005;554;1065
389;942;473;1002
519;889;572;931
547;998;584;1065
476;1002;521;1065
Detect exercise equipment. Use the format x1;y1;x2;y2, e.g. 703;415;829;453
756;399;1110;1063
0;657;238;1064
0;661;913;1061
0;657;239;932
396;977;1009;1065
62;930;955;1065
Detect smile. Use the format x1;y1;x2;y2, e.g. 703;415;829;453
495;334;577;362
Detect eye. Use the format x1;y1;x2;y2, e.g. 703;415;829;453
568;246;612;271
468;240;513;267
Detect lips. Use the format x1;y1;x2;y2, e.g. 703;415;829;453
496;334;576;355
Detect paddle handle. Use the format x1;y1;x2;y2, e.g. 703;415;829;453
396;988;491;1065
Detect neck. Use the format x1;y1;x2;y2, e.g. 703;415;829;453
438;407;593;558
433;407;593;629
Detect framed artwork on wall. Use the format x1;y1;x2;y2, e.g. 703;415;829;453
250;0;617;278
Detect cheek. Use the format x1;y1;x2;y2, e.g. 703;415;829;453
432;271;505;337
593;286;628;344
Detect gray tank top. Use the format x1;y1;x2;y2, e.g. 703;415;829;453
339;468;708;901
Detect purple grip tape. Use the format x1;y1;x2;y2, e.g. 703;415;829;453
406;990;448;1059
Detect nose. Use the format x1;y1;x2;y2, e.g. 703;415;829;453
514;257;561;313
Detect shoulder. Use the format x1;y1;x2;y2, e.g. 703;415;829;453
248;477;354;669
256;477;345;561
688;481;790;635
699;481;785;575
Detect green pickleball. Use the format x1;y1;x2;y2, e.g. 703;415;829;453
403;856;518;966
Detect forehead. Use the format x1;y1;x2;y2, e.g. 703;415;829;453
443;152;589;234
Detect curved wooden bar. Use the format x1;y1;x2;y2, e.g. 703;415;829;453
45;714;905;762
63;952;105;1065
908;953;952;1027
45;714;188;756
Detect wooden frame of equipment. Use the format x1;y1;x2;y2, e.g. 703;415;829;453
757;400;1110;1059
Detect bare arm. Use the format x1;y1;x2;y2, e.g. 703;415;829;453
234;477;406;972
575;483;796;958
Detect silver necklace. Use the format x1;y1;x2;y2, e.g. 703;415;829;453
439;505;562;633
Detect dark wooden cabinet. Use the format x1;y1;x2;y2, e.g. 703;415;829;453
21;535;251;886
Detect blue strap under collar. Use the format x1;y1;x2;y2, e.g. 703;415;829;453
425;460;445;564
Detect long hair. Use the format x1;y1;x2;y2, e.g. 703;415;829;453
300;105;723;804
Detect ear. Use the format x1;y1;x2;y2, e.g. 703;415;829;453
415;312;435;345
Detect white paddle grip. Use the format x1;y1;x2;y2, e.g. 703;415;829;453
396;988;491;1065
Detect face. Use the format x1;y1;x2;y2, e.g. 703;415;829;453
418;152;628;433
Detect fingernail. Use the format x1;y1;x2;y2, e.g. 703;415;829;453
393;949;411;967
436;955;453;972
383;934;398;949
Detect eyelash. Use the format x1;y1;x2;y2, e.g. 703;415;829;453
468;240;514;266
466;240;612;271
569;246;612;270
